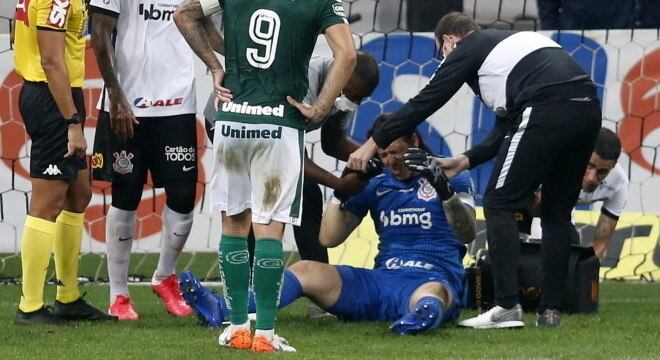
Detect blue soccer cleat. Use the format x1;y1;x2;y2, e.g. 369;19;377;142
178;271;227;328
389;297;443;335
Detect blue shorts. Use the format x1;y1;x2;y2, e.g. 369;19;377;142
328;266;461;324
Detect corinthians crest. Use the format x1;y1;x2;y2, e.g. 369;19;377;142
417;178;437;201
113;151;134;174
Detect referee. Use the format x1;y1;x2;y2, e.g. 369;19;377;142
348;12;601;328
13;0;114;324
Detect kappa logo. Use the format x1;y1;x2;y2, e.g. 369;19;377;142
42;164;63;176
417;178;438;201
48;0;71;29
112;150;134;174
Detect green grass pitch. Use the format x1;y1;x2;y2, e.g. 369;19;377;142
0;282;659;359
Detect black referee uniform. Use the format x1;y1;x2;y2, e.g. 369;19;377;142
372;29;601;312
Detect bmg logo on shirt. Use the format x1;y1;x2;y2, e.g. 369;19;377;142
379;209;432;229
139;3;175;21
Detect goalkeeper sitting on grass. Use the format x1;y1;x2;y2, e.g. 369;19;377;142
180;114;476;335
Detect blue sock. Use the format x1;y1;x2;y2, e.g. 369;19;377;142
246;270;303;313
416;296;444;329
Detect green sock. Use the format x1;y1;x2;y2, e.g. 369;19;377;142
219;235;250;325
253;238;284;330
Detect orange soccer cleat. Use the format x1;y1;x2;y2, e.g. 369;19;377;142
152;274;193;317
108;295;139;320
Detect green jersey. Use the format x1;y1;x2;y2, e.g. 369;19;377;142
215;0;347;129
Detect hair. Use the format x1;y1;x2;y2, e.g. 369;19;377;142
434;12;481;43
594;128;622;161
354;51;380;96
367;112;431;152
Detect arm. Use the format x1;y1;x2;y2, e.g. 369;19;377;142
90;11;138;141
37;29;85;157
174;0;232;102
202;16;224;54
319;200;362;248
591;212;617;259
288;23;357;123
320;112;360;161
442;194;477;244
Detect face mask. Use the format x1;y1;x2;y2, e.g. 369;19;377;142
334;94;358;113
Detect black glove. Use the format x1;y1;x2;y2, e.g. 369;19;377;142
360;156;383;180
403;148;455;200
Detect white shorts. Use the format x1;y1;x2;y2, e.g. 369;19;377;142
210;121;304;226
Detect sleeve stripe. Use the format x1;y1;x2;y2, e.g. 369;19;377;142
601;207;620;221
200;0;222;16
36;25;66;32
89;6;120;18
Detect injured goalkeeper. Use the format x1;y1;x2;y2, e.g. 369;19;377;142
180;114;476;335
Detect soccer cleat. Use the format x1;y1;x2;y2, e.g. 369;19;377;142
458;304;525;329
108;295;140;320
152;274;193;317
251;333;296;353
179;271;226;327
536;308;561;328
53;296;118;321
218;322;252;350
389;298;443;335
14;306;67;326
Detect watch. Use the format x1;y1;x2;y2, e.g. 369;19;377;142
64;113;84;126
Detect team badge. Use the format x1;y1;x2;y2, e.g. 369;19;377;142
91;153;104;169
417;178;437;201
112;151;134;174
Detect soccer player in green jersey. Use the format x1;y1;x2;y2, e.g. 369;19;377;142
174;0;356;352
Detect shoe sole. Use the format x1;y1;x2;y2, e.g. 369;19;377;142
460;320;525;329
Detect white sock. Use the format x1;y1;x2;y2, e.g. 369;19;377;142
153;205;193;283
106;206;137;302
255;329;274;340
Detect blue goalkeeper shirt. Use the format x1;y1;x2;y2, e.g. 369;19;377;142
343;169;474;289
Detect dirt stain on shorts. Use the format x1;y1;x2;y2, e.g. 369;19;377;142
222;147;243;172
263;176;281;211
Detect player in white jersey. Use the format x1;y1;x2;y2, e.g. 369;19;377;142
529;128;628;258
89;0;208;320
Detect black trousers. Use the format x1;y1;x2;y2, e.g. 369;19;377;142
483;99;601;311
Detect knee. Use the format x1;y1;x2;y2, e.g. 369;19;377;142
289;260;317;276
164;181;196;214
111;183;143;211
70;186;92;213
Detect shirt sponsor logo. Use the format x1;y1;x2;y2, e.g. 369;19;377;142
379;208;432;229
133;97;183;109
91;153;104;169
42;164;63;176
385;257;434;270
112;150;134;174
164;146;196;162
138;3;176;21
220;124;282;139
48;0;71;29
220;101;285;118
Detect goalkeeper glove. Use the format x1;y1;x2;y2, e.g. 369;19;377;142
403;148;455;201
334;156;383;202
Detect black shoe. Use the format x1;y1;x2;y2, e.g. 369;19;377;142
15;306;67;326
536;308;561;328
52;296;118;321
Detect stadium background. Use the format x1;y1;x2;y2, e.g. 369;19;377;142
0;0;658;282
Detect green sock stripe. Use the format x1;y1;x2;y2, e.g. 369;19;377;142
253;238;284;330
219;235;250;325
